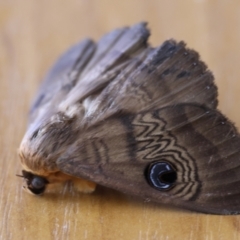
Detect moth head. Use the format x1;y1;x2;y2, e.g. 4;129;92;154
18;170;49;195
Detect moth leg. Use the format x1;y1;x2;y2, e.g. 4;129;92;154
71;177;97;193
46;171;96;193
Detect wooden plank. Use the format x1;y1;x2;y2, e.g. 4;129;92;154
1;0;240;239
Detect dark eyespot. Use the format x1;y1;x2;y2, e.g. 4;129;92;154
146;162;177;191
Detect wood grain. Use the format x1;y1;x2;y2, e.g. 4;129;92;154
1;0;240;239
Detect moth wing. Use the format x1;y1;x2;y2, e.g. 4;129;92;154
20;23;151;164
29;39;96;123
30;22;150;122
59;22;150;109
81;40;218;123
57;104;240;215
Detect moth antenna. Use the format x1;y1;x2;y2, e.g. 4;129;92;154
16;174;24;178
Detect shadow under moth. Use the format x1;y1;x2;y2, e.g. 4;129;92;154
18;22;240;215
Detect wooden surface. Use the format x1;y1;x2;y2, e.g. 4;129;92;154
1;0;240;239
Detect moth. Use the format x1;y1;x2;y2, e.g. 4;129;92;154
18;22;240;215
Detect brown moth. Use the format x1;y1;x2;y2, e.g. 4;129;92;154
19;22;240;215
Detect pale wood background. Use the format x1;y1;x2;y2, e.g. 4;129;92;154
1;0;240;239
